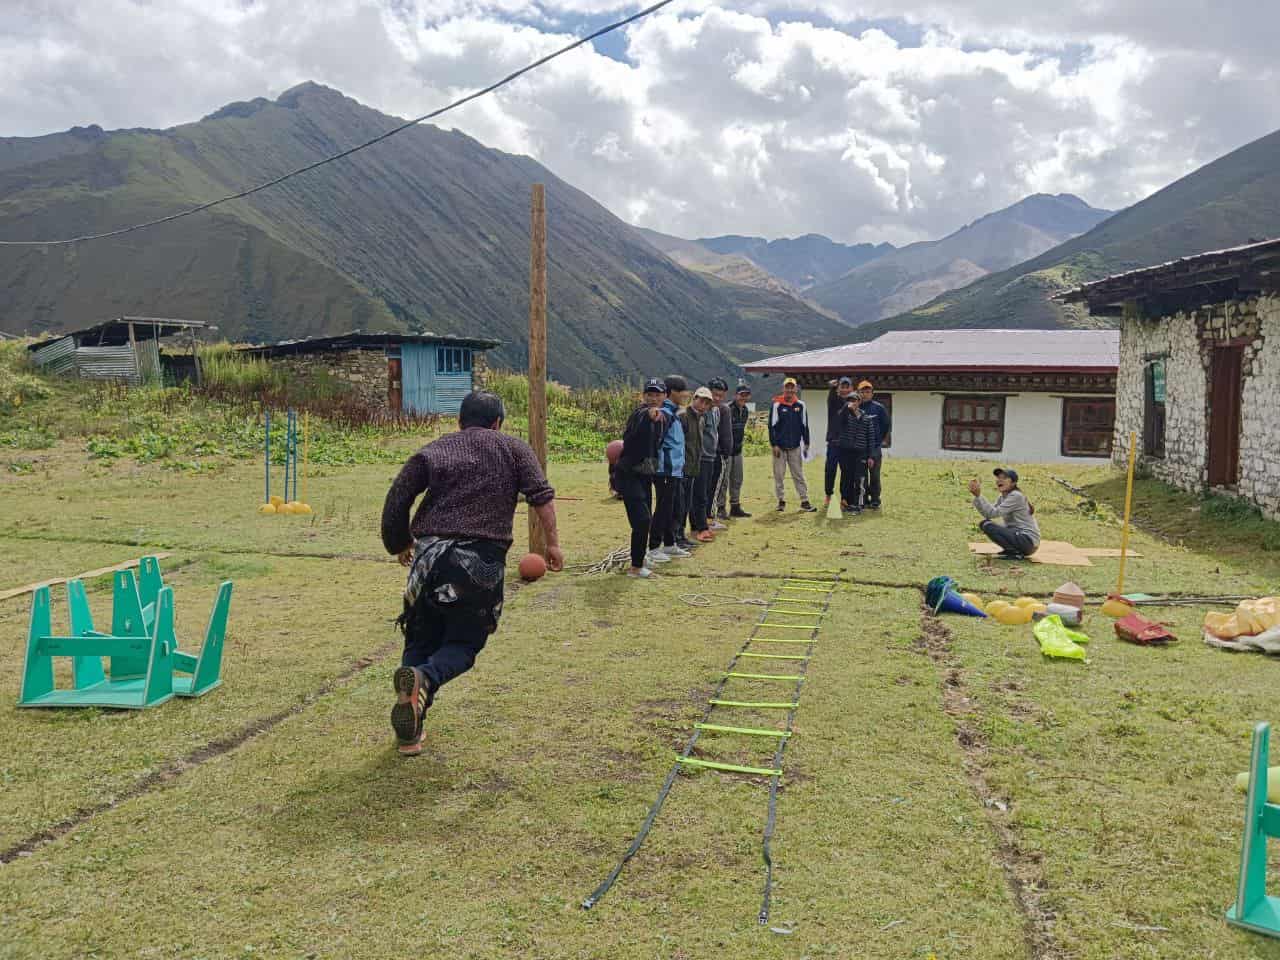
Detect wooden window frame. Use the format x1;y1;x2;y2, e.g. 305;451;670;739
1143;360;1166;459
1060;397;1115;458
941;395;1005;452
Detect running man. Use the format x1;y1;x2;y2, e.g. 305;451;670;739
380;391;564;756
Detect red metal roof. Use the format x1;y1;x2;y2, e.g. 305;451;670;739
743;329;1119;373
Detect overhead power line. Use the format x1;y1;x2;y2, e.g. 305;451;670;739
0;0;677;247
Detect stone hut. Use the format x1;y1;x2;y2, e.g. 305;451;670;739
1057;238;1280;517
240;331;499;416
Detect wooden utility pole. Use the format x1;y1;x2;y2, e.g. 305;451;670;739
527;183;549;557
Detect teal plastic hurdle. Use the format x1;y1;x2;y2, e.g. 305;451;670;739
19;579;177;709
171;581;232;698
18;557;234;709
1227;722;1280;938
114;556;231;697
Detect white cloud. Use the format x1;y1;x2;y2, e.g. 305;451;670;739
1;0;1278;245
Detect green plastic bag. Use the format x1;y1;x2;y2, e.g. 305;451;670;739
1033;615;1090;660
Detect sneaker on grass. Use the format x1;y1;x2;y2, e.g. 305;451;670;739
663;544;692;558
626;566;654;578
799;501;817;512
391;666;430;757
646;550;671;564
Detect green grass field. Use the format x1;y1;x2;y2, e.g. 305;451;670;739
4;438;1280;959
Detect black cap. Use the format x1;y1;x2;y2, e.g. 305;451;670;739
735;383;752;394
993;467;1019;484
838;376;853;386
707;377;729;391
643;377;667;394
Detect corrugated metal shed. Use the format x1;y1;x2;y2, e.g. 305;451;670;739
744;329;1120;375
31;336;77;376
74;345;141;384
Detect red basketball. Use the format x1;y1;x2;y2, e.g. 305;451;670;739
518;552;548;581
606;439;624;465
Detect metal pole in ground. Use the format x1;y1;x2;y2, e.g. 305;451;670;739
1116;429;1138;594
264;409;271;504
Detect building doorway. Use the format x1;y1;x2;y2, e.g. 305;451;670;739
1207;344;1244;487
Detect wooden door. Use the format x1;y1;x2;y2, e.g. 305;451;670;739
387;357;403;412
1208;345;1243;487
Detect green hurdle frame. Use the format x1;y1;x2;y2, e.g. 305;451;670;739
1228;722;1280;938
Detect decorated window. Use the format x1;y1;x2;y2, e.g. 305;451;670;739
1061;398;1115;457
942;396;1005;451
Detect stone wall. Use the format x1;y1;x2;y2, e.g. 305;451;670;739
471;350;489;391
1114;294;1279;516
274;349;388;410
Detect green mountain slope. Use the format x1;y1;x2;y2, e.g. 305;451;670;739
854;129;1280;341
807;194;1111;326
0;83;846;385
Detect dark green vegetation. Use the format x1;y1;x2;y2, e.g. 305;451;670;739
857;128;1280;340
808;193;1112;327
0;84;847;385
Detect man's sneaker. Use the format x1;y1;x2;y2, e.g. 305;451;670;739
776;500;786;512
868;502;881;510
845;506;863;516
730;505;751;518
646;549;671;564
391;666;430;756
676;538;698;551
995;551;1026;561
626;566;654;578
709;520;727;531
715;510;730;522
664;544;692;558
799;501;817;512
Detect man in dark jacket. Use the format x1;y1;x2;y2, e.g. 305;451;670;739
708;377;735;522
835;393;877;514
857;380;892;509
825;376;855;506
617;378;674;577
717;383;753;518
768;378;815;512
685;387;717;541
380;391;563;756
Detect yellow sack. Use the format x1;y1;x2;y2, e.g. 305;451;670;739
994;604;1034;625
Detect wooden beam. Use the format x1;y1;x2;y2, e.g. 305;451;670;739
0;553;173;604
527;183;549;558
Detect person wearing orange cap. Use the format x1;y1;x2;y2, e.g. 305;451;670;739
857;380;891;510
768;377;815;512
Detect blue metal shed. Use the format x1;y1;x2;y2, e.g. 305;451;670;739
240;331;500;416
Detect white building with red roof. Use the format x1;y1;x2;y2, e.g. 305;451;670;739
743;329;1120;462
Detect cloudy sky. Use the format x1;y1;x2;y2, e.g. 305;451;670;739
4;0;1278;245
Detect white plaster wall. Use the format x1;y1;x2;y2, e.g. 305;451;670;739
799;389;1109;463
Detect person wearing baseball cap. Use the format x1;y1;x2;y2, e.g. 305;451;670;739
768;377;815;512
615;378;675;577
705;377;733;528
824;376;856;507
968;467;1040;560
688;386;721;540
856;380;891;509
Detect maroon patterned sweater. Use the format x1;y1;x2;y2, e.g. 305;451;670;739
380;427;555;552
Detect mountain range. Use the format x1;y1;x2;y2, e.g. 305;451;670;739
0;83;851;385
853;128;1280;341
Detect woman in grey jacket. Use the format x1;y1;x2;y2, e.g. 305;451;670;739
969;467;1040;559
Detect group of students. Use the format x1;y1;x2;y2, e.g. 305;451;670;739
614;375;753;578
